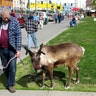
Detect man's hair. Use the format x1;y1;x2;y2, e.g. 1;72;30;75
1;7;11;15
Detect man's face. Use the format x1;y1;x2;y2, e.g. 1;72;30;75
2;13;10;23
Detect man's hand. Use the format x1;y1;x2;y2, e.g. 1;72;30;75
15;51;21;58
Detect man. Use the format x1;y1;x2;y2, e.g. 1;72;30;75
25;13;39;49
0;8;22;93
69;17;76;27
39;13;44;29
33;12;39;21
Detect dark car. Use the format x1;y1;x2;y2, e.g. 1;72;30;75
10;12;25;28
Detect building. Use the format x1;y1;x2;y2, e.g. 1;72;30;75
0;0;27;11
13;0;27;10
0;0;13;8
86;0;96;17
29;1;62;12
86;0;93;10
63;3;74;15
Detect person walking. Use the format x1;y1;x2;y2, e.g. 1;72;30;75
33;12;39;21
58;13;61;23
54;13;58;23
0;7;22;93
39;13;44;29
25;14;39;49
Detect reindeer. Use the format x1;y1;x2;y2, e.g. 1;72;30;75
24;42;85;89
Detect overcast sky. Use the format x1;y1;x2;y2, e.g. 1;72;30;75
30;0;86;3
52;0;86;4
30;0;86;4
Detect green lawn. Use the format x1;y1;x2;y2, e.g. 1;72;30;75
0;17;96;92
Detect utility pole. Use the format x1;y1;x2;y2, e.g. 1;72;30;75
75;0;76;7
28;0;30;13
35;0;37;12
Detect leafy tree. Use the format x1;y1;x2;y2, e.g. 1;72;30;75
92;0;96;9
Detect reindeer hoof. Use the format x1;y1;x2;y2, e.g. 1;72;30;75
49;86;54;89
75;80;79;84
65;86;70;89
40;85;45;89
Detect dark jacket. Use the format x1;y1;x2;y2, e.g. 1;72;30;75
25;16;38;34
0;16;22;52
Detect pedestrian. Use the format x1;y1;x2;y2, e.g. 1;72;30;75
58;13;61;23
33;12;39;21
69;17;76;27
25;14;39;49
39;13;44;29
54;13;58;23
0;7;22;93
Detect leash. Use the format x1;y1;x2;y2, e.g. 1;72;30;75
18;57;26;70
0;56;16;70
0;56;16;76
0;56;25;76
0;56;25;70
18;57;25;66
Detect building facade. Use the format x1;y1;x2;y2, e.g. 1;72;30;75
13;0;27;9
0;0;13;8
29;1;62;11
86;0;93;10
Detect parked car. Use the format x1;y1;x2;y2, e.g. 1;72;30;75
10;12;26;28
39;12;48;25
47;13;54;22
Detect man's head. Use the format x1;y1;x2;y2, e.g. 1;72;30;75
1;7;11;23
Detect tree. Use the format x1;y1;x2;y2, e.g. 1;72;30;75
92;0;96;9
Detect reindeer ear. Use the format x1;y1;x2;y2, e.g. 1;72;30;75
23;46;34;56
24;47;28;55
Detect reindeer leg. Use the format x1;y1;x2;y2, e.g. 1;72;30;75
74;66;80;84
41;69;46;89
47;64;54;89
65;66;73;89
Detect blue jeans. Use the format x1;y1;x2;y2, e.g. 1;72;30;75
70;20;76;27
0;48;17;87
27;32;38;49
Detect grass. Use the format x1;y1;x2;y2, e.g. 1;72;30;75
0;17;96;92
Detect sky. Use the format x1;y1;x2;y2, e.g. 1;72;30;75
30;0;86;4
52;0;86;4
52;0;75;3
30;0;86;3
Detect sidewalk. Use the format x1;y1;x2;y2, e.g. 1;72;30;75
0;90;96;96
0;17;96;96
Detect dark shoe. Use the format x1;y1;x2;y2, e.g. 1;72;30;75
34;46;39;49
7;86;16;93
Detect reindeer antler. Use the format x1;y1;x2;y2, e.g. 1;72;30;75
37;43;45;55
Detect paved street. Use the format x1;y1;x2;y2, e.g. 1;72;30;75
0;17;96;96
